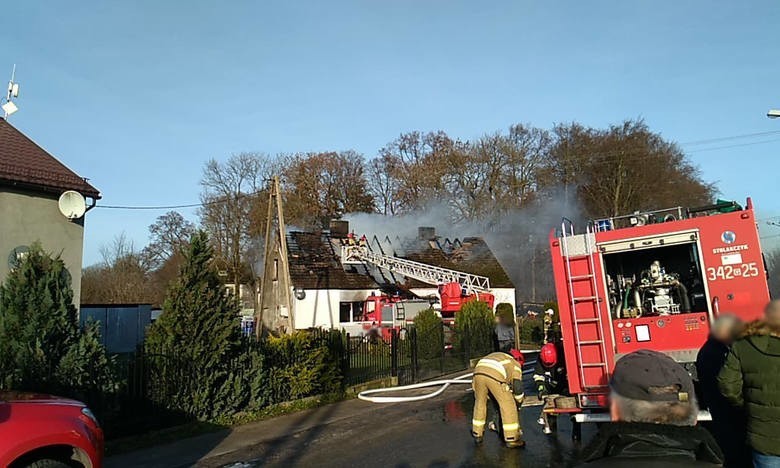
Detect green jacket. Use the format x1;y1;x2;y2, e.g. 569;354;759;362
717;320;780;455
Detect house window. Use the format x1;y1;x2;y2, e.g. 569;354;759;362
339;301;366;323
273;259;278;281
339;303;352;323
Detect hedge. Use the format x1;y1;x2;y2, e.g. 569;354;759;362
413;308;444;360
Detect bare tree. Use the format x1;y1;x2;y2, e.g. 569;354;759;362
141;211;196;270
81;233;152;304
367;154;402;216
374;131;452;213
443;124;550;224
545;119;715;219
200;152;277;293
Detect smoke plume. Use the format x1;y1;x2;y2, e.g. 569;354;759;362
345;190;582;305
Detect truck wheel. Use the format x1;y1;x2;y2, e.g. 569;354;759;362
22;459;72;468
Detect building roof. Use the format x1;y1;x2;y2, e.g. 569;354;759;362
287;231;377;290
402;237;514;289
285;230;514;291
0;118;100;198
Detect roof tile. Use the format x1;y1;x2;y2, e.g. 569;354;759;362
0;118;100;198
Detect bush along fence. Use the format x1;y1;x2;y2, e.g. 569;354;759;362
97;318;497;439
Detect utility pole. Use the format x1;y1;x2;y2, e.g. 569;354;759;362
256;176;295;337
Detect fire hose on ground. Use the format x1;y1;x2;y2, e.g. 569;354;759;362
357;361;537;404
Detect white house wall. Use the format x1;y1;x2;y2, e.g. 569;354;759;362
292;288;377;330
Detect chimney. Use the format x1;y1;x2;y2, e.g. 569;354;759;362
329;219;349;238
418;226;436;240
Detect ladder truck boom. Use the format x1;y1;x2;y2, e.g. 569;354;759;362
341;245;491;293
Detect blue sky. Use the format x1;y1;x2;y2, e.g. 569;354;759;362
3;1;780;265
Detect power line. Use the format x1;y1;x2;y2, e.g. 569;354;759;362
681;130;780;146
97;202;204;210
686;138;780;153
95;190;265;210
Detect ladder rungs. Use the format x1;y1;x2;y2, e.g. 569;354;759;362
581;363;608;368
570;274;594;281
575;318;600;323
573;296;597;302
578;340;604;345
566;254;592;260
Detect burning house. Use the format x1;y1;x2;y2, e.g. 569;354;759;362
258;220;515;335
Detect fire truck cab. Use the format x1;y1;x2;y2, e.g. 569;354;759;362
358;293;432;340
437;282;495;318
549;198;770;415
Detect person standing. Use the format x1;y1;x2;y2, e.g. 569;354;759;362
494;311;515;353
695;314;748;467
471;350;525;448
718;300;780;468
534;342;568;434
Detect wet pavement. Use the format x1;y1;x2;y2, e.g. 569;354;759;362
202;370;596;468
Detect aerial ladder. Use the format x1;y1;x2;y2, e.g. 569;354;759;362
341;245;494;316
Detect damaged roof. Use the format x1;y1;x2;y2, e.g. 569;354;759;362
402;236;514;289
287;231;377;290
0;118;100;198
285;230;514;290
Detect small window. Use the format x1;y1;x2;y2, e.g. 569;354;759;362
339;302;352;322
273;259;279;281
352;301;363;321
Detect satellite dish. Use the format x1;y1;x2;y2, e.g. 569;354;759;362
58;190;86;219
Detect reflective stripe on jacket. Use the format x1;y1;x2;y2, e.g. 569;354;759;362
475;352;523;387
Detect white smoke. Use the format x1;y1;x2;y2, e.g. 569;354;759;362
344;190;583;304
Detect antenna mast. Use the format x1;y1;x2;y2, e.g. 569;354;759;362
2;64;20;119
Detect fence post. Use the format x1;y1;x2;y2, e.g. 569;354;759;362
440;323;445;375
390;328;399;378
344;332;351;385
410;327;418;383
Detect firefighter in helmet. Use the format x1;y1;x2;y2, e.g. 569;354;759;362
472;349;526;448
533;342;568;434
347;231;357;246
359;234;368;247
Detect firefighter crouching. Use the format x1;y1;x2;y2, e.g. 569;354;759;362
472;350;526;448
533;342;568;434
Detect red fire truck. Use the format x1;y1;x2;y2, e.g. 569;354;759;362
548;198;770;418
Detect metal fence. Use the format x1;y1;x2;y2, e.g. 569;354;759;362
344;323;492;386
97;324;492;439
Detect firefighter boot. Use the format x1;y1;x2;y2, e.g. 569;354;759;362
505;439;526;449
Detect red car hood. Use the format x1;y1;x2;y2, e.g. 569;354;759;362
0;391;84;407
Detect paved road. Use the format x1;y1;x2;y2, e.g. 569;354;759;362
108;355;597;468
202;384;595;467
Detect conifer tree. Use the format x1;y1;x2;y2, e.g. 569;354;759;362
145;231;247;419
0;244;114;396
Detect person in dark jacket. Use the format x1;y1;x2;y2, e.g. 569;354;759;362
578;349;723;467
533;342;567;434
696;314;748;467
718;300;780;468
